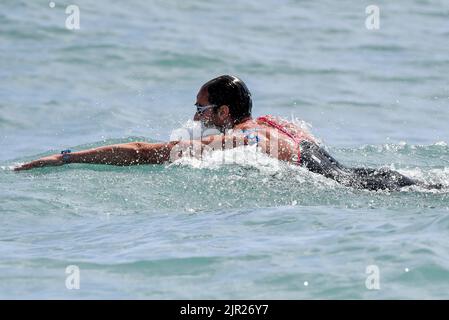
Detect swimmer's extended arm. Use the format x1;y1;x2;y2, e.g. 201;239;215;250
14;139;220;171
14;130;298;171
14;142;177;171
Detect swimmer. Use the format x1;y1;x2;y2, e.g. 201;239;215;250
14;75;441;191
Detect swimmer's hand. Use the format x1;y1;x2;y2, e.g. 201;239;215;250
14;154;63;171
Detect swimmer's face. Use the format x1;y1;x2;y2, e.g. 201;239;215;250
193;87;230;129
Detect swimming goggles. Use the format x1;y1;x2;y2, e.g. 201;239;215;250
195;103;217;114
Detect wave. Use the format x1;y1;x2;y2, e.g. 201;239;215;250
352;141;448;154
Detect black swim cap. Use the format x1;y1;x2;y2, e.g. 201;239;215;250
202;75;252;123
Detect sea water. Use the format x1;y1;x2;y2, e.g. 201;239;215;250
1;0;449;299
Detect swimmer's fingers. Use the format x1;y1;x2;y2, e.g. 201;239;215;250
14;160;47;171
13;162;34;171
14;155;63;171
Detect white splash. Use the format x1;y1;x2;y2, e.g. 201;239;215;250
170;119;220;141
290;115;321;144
168;144;284;174
1;165;16;171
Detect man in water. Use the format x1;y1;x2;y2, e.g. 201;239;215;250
14;75;431;191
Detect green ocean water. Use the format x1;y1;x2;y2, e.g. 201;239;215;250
1;0;449;299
